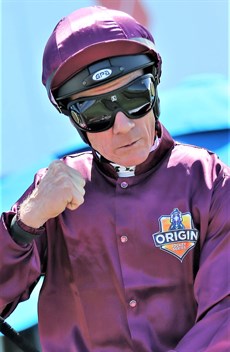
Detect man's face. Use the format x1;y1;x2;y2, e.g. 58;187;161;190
72;70;156;167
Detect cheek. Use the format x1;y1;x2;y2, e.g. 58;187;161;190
139;113;156;139
86;132;112;154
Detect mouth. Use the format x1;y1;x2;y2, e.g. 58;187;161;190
119;140;139;149
118;139;140;149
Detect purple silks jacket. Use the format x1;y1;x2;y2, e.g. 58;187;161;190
0;125;229;352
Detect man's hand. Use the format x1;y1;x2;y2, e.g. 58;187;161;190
19;160;86;228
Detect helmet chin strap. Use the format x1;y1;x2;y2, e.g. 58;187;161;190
153;89;160;119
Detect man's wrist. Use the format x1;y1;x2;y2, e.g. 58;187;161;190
10;214;46;245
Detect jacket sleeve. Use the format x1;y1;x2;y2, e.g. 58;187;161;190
0;173;47;318
171;161;230;352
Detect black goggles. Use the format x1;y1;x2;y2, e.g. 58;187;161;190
67;74;156;133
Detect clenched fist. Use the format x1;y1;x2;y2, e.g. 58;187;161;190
19;160;86;228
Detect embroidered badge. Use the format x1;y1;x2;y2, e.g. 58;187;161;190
152;208;199;262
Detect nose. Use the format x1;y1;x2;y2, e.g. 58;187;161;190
112;111;135;134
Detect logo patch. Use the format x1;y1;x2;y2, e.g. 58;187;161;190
92;69;112;81
111;95;117;102
152;208;199;262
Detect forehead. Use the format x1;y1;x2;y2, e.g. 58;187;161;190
71;69;143;99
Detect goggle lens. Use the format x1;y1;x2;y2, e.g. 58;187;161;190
67;74;156;133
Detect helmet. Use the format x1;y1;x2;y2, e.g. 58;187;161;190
42;6;162;143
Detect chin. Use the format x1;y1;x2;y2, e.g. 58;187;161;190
120;154;149;167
